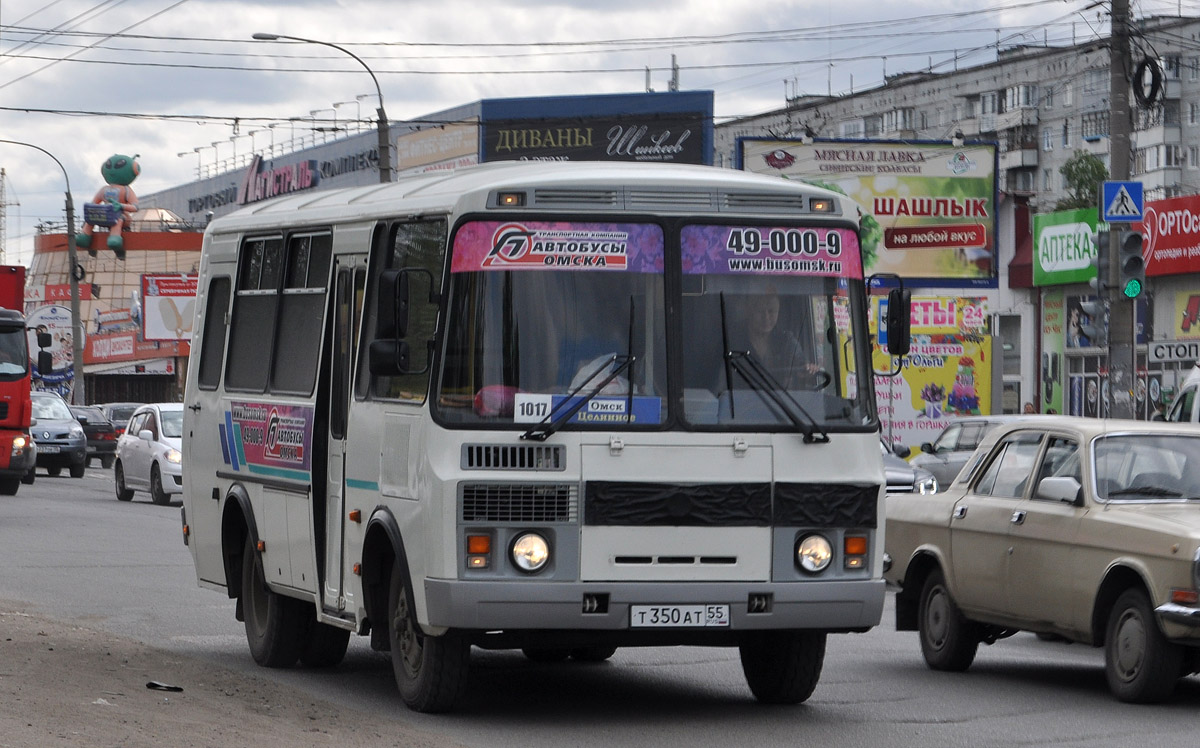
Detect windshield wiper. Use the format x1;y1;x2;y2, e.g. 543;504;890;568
520;354;635;441
521;297;638;442
725;350;830;444
717;291;827;443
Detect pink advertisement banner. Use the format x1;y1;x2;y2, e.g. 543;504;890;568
221;401;315;477
680;225;862;278
451;221;664;273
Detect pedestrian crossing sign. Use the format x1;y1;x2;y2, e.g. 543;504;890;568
1101;181;1144;223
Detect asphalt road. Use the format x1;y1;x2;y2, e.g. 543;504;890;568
4;467;1200;747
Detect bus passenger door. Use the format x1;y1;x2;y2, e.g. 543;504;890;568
322;255;367;613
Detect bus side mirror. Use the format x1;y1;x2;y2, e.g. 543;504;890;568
376;269;409;339
37;350;52;375
886;288;911;357
368;339;411;376
37;332;52;349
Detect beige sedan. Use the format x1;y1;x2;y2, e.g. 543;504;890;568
885;416;1200;703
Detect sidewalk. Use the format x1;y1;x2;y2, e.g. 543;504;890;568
0;607;460;748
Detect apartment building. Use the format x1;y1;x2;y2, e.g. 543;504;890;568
714;15;1200;438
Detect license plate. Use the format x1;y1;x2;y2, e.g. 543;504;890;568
630;604;730;628
38;445;60;453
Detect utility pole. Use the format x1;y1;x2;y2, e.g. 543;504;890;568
1107;0;1136;418
0;169;7;264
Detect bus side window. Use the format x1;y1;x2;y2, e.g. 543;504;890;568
196;276;232;390
226;236;283;392
270;233;332;395
364;219;447;403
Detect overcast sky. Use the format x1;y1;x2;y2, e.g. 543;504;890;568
0;0;1155;265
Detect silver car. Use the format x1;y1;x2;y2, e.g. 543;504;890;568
114;403;184;505
908;416;1019;489
881;440;938;495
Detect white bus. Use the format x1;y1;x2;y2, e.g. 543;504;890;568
180;161;909;713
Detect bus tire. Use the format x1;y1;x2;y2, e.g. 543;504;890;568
241;534;305;668
388;562;469;713
0;476;19;495
739;630;826;704
300;620;351;668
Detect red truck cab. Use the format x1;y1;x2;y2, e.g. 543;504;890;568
0;307;37;494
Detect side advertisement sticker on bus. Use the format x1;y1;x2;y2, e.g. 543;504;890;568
219;401;315;481
451;220;664;273
681;225;862;277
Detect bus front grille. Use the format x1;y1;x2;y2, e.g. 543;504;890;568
461;483;578;523
461;444;565;471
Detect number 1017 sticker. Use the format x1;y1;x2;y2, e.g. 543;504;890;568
514;393;553;422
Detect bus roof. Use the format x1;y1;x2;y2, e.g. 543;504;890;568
205;161;857;236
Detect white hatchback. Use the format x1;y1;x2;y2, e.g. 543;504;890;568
114;403;184;505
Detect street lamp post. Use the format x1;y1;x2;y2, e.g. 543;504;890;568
333;100;360;133
252;32;391;182
0;140;86;404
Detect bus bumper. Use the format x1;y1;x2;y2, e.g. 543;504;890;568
423;578;885;632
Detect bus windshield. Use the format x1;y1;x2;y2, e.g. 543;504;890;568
434;218;870;431
437;220;667;428
678;223;866;429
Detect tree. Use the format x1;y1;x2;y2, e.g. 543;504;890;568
1055;150;1109;211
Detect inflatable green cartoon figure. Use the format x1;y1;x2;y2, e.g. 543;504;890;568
75;154;139;261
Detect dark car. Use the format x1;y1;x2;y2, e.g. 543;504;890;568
99;402;144;438
69;405;118;469
30;391;87;478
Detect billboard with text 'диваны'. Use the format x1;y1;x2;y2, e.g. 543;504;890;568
737;139;997;286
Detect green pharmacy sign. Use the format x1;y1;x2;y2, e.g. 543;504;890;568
1033;208;1098;286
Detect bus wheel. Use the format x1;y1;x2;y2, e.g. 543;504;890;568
300;620;351;668
388;563;469;712
0;476;19;495
738;630;826;704
240;534;305;668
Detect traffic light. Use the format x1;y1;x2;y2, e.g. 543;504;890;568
1118;229;1146;299
1089;228;1110;292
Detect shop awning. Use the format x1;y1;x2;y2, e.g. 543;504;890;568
1008;228;1033;288
1007;194;1034;289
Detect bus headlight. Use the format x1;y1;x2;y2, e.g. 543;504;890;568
511;532;550;573
796;534;832;573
